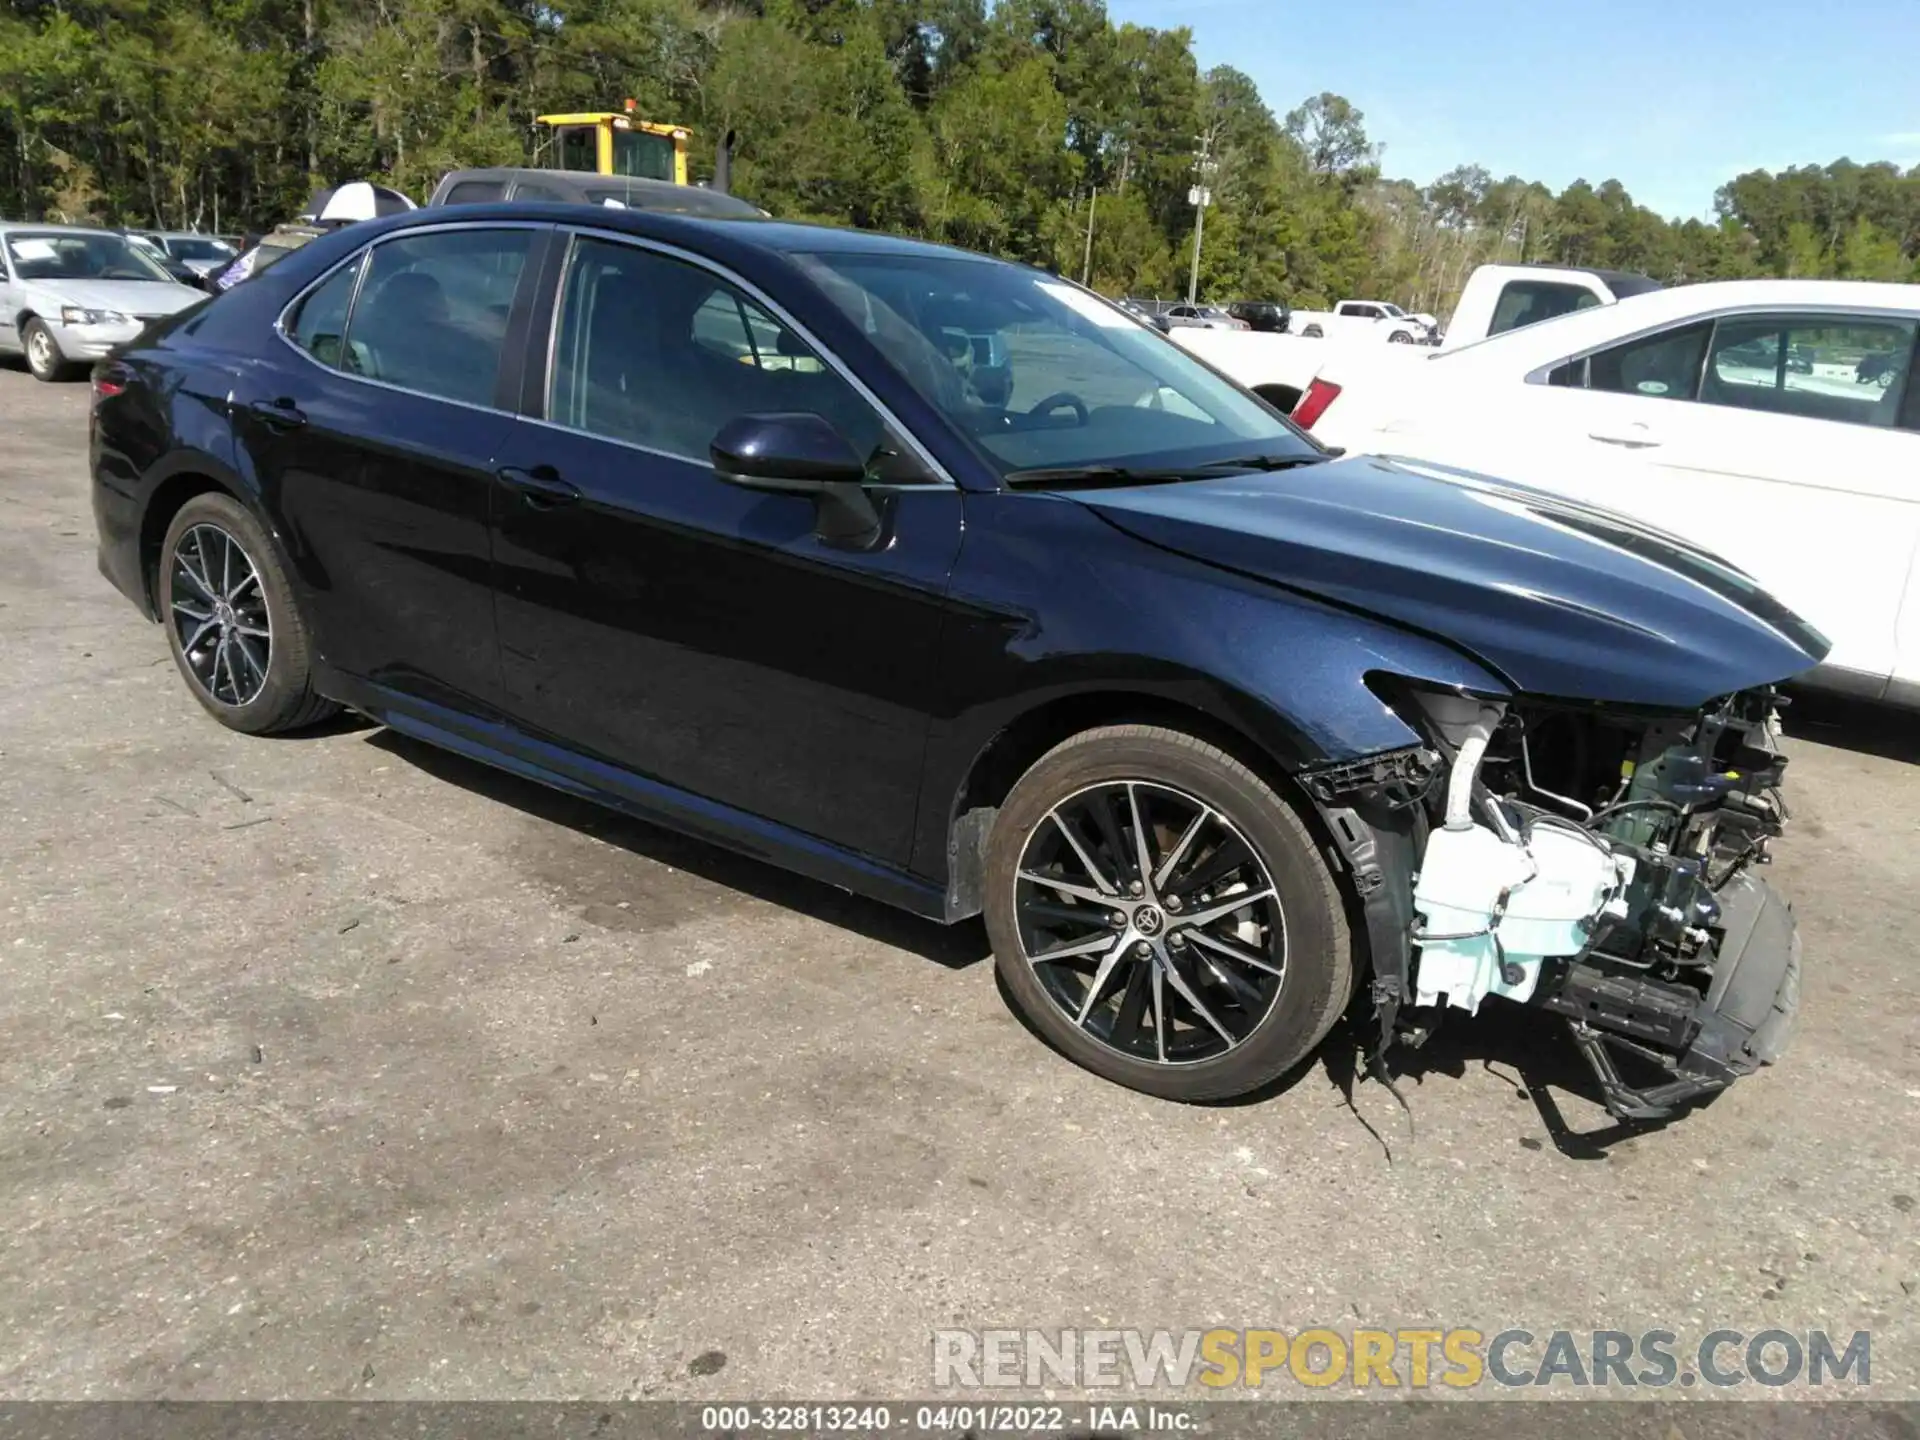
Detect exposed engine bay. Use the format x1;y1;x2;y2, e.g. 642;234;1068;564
1306;682;1802;1121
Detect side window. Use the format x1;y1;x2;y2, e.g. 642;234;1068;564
510;181;568;202
1702;314;1918;429
441;180;506;206
286;253;365;369
1489;281;1602;337
1586;321;1712;402
347;228;534;406
548;236;886;464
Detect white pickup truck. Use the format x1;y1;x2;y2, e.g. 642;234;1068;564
1287;299;1435;344
1173;263;1659;413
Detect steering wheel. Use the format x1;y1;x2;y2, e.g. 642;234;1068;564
1027;392;1089;426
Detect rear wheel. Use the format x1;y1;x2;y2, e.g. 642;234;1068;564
23;318;72;382
985;725;1353;1101
159;493;339;734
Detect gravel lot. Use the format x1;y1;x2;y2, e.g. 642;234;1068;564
1;362;1915;1401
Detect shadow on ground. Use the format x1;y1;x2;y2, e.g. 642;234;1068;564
362;727;993;972
345;713;1755;1153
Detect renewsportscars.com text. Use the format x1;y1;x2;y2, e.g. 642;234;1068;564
932;1327;1872;1390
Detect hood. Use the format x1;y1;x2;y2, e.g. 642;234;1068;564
29;277;202;318
1079;454;1828;709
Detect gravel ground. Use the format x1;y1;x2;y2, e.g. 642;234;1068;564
0;362;1914;1402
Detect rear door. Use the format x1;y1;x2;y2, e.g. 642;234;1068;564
232;221;550;714
1535;311;1920;685
486;229;964;866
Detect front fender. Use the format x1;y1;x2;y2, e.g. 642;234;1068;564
908;491;1508;889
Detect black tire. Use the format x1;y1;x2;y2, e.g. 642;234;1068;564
23;317;73;382
985;724;1354;1101
158;492;339;734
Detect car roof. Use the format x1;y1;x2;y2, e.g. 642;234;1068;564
435;168;767;218
0;221;126;238
1494;261;1661;293
382;200;1013;265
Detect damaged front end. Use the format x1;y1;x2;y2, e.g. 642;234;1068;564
1307;681;1801;1122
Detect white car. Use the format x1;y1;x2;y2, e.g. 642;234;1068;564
128;230;240;279
1155;304;1246;331
0;224;206;381
1302;278;1920;702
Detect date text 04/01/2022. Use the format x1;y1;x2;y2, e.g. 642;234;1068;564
697;1404;1197;1433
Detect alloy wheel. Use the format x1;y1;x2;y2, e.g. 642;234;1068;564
26;326;54;375
1013;780;1287;1066
170;523;272;707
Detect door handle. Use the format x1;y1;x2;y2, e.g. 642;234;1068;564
1588;428;1660;449
247;398;307;430
497;464;582;509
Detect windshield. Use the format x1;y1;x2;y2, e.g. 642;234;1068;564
168;236;234;261
612;129;677;182
793;252;1317;479
1379;302;1407;317
4;230;175;283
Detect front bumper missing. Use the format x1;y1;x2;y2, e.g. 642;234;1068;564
1541;874;1802;1120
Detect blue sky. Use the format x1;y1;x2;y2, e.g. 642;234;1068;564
1105;0;1920;220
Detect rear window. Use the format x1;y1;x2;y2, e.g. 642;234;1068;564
341;228;534;407
442;180;507;206
1489;281;1603;337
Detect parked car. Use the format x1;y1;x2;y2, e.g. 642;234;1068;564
1174;262;1665;416
1440;262;1662;349
127;230;239;279
1154;303;1246;331
90;206;1819;1117
1287;300;1432;345
427;167;768;218
1227;300;1290;333
211;223;333;291
0;222;205;380
123;232;211;290
1303;278;1920;703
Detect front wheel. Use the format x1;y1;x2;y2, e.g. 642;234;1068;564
23;318;72;382
985;725;1354;1101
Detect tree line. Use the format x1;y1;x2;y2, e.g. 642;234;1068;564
5;0;1919;314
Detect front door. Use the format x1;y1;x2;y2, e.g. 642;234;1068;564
488;232;963;866
231;223;545;714
0;240;19;354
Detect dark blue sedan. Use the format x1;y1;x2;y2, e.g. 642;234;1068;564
90;205;1823;1114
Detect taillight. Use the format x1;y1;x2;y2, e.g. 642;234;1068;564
1292;378;1342;429
92;370;127;402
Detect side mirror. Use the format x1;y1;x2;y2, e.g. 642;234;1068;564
711;412;882;548
712;412;866;491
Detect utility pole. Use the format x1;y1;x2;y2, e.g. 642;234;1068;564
1081;186;1098;286
1186;129;1217;306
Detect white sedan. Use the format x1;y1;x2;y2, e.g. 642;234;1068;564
1302;279;1920;703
